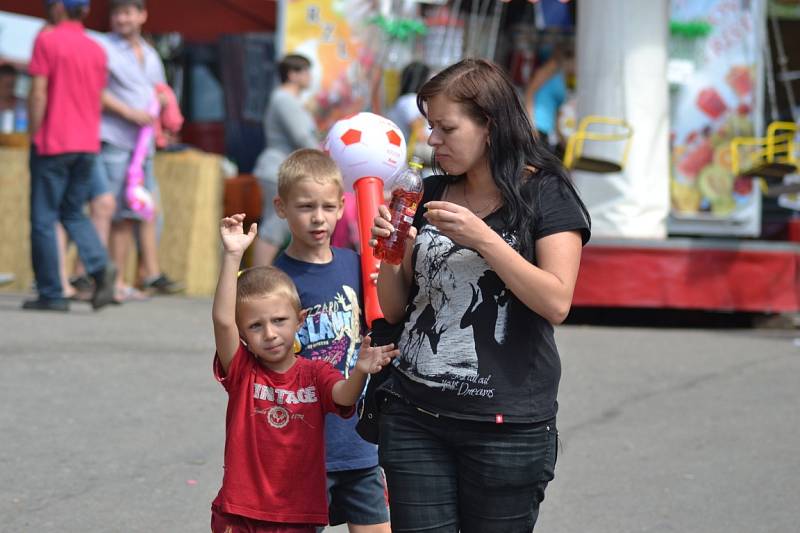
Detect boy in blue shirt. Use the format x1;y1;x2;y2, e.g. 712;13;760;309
273;149;390;532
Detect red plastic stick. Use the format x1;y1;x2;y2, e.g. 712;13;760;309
353;176;385;327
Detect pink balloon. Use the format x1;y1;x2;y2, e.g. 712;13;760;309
125;99;160;220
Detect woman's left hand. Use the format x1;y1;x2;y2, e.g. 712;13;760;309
423;201;496;250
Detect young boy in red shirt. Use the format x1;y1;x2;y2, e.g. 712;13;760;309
210;213;398;532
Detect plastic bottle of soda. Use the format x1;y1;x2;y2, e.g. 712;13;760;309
375;157;424;265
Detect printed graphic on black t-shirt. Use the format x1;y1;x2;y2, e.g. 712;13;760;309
398;222;514;398
393;173;590;422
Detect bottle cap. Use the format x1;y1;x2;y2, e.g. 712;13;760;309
408;156;423;169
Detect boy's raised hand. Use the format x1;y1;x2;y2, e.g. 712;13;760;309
220;214;257;255
355;336;399;374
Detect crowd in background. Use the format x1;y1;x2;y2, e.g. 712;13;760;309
2;0;574;311
8;0;183;312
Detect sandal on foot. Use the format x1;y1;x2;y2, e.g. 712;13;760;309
114;286;150;303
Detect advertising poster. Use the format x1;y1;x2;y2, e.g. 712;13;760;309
280;0;373;127
668;0;765;236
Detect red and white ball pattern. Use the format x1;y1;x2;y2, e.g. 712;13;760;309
324;112;407;190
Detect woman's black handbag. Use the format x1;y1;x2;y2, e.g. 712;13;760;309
355;318;405;444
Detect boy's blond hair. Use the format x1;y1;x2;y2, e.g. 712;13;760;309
277;148;344;199
236;266;301;313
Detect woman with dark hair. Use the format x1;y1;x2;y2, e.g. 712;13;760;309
370;58;590;532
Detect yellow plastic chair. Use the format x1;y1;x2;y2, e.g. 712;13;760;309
730;121;797;181
562;115;633;174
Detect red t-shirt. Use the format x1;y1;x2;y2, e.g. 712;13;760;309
28;21;107;155
212;344;353;525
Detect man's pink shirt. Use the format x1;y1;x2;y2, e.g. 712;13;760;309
28;21;107;155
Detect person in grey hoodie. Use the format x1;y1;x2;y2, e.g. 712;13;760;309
252;54;319;266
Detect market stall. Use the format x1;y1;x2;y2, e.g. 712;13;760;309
1;0;798;311
0;146;224;296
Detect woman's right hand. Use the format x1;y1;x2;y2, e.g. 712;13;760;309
368;205;394;248
371;205;417;322
369;205;417;265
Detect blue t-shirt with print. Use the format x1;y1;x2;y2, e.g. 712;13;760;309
274;248;378;471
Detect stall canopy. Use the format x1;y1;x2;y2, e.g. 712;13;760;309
0;0;277;42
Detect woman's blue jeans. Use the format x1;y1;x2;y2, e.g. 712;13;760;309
378;398;557;533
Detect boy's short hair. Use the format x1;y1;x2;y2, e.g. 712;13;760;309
278;54;311;83
277;148;343;200
110;0;146;10
236;266;301;313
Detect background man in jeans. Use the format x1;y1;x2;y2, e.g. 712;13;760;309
99;0;183;301
25;0;116;312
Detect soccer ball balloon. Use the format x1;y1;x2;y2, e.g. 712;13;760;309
324;112;407;190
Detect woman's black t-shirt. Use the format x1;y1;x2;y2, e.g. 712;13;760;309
391;172;591;423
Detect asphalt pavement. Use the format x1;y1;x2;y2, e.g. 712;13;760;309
1;293;798;533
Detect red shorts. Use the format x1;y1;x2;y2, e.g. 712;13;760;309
211;508;317;533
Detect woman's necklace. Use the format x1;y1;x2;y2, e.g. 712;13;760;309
462;180;500;216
